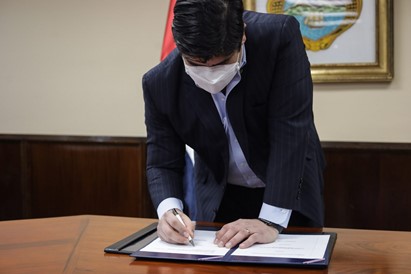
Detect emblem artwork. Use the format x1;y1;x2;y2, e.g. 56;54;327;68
266;0;363;51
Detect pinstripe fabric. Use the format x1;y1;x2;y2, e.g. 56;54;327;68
143;11;325;225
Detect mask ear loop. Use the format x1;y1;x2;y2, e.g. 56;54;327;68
235;44;243;70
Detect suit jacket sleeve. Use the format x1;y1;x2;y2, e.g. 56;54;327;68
263;15;315;210
142;61;186;210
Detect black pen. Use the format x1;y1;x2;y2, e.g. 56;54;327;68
172;208;195;246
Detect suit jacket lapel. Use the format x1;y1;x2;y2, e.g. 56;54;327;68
182;73;229;167
227;67;250;159
182;74;225;137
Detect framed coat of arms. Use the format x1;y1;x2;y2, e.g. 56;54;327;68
243;0;393;83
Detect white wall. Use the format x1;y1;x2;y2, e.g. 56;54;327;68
0;0;168;137
0;0;410;142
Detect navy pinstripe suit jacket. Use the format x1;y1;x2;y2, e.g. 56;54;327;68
143;11;325;225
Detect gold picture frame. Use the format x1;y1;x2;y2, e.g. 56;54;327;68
243;0;393;83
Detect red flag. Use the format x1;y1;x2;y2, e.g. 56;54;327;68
161;0;177;61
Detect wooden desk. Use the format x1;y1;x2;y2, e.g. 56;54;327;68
0;215;410;273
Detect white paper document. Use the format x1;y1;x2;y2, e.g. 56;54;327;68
232;234;330;259
140;230;229;256
139;230;330;260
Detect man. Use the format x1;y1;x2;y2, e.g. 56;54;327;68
143;0;325;249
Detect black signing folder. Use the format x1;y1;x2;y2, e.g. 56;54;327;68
104;223;337;269
104;222;158;254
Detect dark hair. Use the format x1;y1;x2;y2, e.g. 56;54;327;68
172;0;244;62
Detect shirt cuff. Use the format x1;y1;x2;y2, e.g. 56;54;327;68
259;203;292;228
157;197;184;219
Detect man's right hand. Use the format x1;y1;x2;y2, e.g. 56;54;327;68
157;209;195;245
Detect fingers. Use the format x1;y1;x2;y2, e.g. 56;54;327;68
214;219;253;248
157;220;188;244
180;212;196;237
157;209;195;245
215;226;253;248
214;219;279;249
238;233;260;249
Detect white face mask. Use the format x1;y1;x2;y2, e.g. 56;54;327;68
184;48;241;94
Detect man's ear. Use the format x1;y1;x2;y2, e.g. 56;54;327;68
242;24;247;44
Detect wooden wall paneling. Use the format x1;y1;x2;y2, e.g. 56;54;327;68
323;148;381;230
377;152;411;231
0;140;24;220
27;139;155;219
1;135;411;231
322;143;411;231
0;135;156;221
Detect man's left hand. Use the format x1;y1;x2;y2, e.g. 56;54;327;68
214;218;279;249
